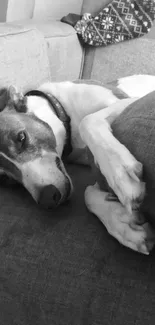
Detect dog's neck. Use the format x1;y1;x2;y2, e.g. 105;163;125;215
25;81;120;158
26;95;66;156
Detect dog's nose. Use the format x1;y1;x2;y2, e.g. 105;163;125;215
38;185;61;208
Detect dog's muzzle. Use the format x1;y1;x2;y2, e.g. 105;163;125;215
38;177;72;208
20;152;73;208
39;184;61;207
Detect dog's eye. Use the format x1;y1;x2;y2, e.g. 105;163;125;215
17;131;26;145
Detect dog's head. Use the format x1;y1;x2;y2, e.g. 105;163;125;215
0;86;73;208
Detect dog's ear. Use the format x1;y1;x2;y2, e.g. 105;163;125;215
0;86;27;113
0;88;8;111
8;86;27;113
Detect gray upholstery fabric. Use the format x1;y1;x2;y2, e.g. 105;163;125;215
82;35;155;82
82;0;155;83
112;91;155;224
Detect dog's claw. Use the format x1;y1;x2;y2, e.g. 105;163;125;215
139;242;149;255
128;169;140;183
127;161;143;183
106;192;118;202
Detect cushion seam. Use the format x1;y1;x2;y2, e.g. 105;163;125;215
0;27;38;38
43;32;77;39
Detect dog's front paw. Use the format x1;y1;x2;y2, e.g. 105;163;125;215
85;184;155;255
97;142;145;213
80;114;145;213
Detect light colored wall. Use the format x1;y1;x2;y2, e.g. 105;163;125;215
0;0;8;22
6;0;34;22
5;0;83;22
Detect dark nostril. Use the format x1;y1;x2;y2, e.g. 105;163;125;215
38;184;61;208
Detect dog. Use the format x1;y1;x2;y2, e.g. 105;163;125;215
1;74;155;254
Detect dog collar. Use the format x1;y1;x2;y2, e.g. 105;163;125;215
25;90;72;157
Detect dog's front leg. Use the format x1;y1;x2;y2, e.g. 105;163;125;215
85;184;155;254
79;98;155;254
79;98;145;213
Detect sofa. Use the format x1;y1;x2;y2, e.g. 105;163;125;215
0;1;155;324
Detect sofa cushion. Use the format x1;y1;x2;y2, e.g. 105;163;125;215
16;20;84;81
82;17;155;83
0;23;51;91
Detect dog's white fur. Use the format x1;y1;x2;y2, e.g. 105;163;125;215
26;74;155;255
79;98;145;213
27;96;66;156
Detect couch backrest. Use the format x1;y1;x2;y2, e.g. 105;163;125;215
33;0;112;20
1;0;112;22
81;0;112;15
33;0;83;20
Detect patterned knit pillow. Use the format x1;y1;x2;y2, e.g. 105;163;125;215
74;0;155;46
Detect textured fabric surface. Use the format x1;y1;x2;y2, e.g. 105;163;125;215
0;164;155;325
15;20;84;81
0;23;51;92
82;35;155;82
112;91;155;224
